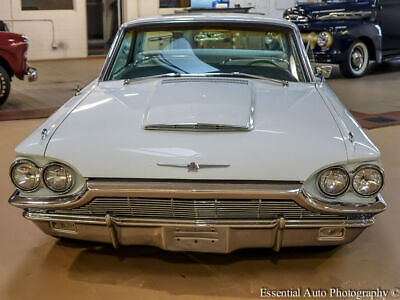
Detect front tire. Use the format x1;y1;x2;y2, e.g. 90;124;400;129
0;65;11;106
339;41;370;78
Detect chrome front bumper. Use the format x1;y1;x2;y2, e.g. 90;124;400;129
24;212;374;253
10;180;386;253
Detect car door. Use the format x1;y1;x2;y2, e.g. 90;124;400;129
378;0;400;55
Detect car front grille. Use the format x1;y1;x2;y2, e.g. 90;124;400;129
51;197;348;220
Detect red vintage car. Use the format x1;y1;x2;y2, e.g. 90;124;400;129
0;20;37;106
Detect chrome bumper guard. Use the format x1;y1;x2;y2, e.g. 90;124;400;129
25;66;37;82
10;180;386;252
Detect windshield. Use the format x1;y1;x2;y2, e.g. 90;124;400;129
107;25;307;82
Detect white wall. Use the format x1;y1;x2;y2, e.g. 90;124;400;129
0;0;300;60
123;0;176;21
230;0;296;18
124;0;297;21
0;0;88;60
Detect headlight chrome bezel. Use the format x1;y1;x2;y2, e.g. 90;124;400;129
9;159;41;192
318;166;350;197
42;162;75;193
317;164;384;198
317;31;333;49
10;159;75;194
352;165;384;197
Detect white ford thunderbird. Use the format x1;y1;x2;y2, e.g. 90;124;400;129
9;14;386;253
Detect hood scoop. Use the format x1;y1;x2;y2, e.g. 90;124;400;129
143;77;255;132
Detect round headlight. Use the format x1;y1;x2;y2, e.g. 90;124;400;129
352;166;383;196
318;167;350;197
43;163;74;193
317;31;333;48
10;160;40;192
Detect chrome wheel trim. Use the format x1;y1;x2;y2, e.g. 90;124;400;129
0;71;6;98
350;42;369;75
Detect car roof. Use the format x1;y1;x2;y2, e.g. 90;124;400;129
123;13;296;31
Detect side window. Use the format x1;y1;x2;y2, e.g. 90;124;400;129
109;31;134;80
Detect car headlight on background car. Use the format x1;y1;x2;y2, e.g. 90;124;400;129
317;31;333;49
43;163;74;193
318;167;350;197
352;166;383;196
10;160;41;192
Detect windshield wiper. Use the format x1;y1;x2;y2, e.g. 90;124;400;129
122;72;289;87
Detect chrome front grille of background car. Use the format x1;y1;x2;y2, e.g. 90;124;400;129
284;14;309;23
51;197;347;220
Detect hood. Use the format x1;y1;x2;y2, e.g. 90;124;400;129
285;0;374;23
40;78;353;182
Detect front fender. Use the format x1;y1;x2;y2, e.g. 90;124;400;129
0;32;28;79
300;21;382;64
331;22;382;62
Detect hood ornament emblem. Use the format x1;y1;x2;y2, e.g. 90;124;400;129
157;162;231;172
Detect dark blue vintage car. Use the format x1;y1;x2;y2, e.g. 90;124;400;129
284;0;400;77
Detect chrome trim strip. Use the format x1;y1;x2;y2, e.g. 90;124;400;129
10;180;387;215
9;187;88;209
123;73;287;89
145;123;253;132
157;162;231;171
293;25;315;82
298;191;387;215
24;211;374;228
99;25;126;81
316;11;373;21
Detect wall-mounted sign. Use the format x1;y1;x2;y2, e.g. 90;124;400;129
191;0;230;9
21;0;74;10
160;0;190;8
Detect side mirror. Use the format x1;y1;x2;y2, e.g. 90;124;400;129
316;65;333;79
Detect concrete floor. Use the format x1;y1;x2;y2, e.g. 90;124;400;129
0;119;399;299
328;62;400;114
1;58;104;112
